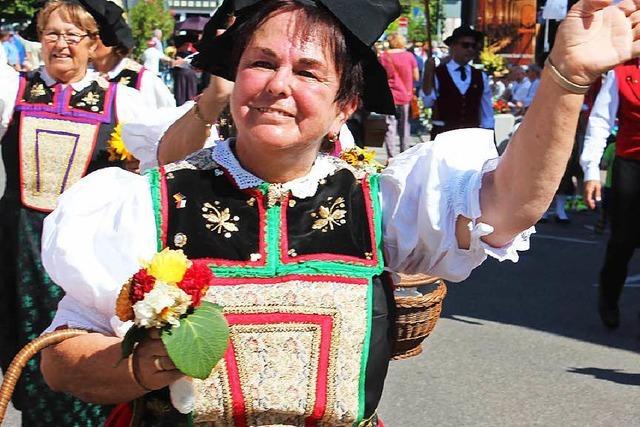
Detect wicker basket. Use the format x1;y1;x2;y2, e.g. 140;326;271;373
0;329;88;424
392;274;447;360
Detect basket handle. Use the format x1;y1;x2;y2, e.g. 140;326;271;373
0;328;89;424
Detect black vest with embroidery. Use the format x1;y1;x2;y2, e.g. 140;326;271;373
1;71;119;212
110;60;146;90
137;150;395;426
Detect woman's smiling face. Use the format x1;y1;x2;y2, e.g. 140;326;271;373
230;9;353;154
40;9;96;83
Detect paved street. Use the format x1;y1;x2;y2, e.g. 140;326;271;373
2;145;640;426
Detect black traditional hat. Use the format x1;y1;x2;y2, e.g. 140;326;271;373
443;25;484;47
192;0;401;115
79;0;134;49
21;0;134;50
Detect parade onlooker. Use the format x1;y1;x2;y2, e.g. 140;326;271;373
523;63;541;109
91;2;175;109
151;28;164;53
509;65;531;114
2;32;21;70
421;25;494;140
141;38;173;76
172;37;199;106
380;32;418;157
580;58;640;329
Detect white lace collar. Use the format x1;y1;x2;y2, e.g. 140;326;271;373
211;139;349;199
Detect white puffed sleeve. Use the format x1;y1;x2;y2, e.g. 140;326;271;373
0;64;19;141
42;168;158;335
120;101;220;173
380;128;533;282
139;70;176;109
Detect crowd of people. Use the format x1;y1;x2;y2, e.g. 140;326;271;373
0;0;639;425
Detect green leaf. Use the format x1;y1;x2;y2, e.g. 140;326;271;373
117;325;146;367
161;301;230;379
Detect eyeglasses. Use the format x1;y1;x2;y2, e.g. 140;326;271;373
457;41;478;50
42;31;92;45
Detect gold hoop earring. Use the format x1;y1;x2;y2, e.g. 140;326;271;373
327;132;339;144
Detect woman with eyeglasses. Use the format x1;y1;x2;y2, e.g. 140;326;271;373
0;0;158;424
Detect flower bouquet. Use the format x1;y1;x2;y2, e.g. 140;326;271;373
493;98;510;114
116;248;229;379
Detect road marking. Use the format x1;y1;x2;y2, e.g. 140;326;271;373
533;234;599;245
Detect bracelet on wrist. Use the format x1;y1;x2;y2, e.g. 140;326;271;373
544;57;591;95
129;348;152;393
192;101;215;138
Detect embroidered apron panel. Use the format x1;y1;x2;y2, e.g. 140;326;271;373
193;276;371;426
18;114;99;211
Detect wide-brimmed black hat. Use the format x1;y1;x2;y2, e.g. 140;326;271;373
192;0;401;115
443;25;484;47
21;0;134;50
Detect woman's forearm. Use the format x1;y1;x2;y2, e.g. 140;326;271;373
157;76;233;165
40;333;147;404
479;67;585;246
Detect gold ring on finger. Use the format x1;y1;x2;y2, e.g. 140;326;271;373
154;357;165;372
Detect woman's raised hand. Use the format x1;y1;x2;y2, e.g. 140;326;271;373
551;0;640;86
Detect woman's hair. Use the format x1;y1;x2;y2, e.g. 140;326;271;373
36;0;99;39
387;32;407;49
112;44;132;59
229;0;363;109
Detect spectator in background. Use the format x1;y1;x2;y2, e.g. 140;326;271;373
141;38;173;77
172;37;199;105
151;28;164;53
421;25;494;140
379;32;419;157
509;65;531;114
2;32;21;70
523;63;541;109
0;32;7;65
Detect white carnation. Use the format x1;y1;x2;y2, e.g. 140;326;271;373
133;282;192;328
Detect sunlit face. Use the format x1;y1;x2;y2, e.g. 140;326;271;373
230;10;354;155
450;36;478;65
40;9;96;83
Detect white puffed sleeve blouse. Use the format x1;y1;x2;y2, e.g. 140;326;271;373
41;129;533;336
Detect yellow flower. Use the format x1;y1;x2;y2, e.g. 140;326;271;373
107;123;133;162
147;248;189;284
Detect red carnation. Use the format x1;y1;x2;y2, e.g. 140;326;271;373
178;261;213;307
130;268;156;303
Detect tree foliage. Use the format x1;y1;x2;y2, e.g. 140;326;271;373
0;0;38;23
385;0;444;43
128;0;174;57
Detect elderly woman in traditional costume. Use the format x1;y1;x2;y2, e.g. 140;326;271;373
90;1;176;109
0;0;159;424
39;0;640;425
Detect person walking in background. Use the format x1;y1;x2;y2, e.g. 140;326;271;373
421;25;494;140
581;58;640;329
380;32;418;157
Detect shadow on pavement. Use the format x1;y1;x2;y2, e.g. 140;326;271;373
440;209;640;354
567;367;640;386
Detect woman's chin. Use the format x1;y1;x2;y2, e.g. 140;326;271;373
241;127;303;151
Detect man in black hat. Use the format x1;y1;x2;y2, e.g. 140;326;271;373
421;25;494;140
